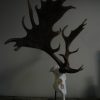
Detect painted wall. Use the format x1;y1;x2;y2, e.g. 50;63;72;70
0;0;100;98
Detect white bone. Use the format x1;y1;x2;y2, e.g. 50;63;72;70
50;65;67;100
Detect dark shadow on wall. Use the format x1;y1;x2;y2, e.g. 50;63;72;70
83;77;97;98
83;50;100;98
96;51;100;97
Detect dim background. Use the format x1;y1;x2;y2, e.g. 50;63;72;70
0;0;100;98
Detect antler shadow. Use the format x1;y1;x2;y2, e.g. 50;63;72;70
5;0;87;73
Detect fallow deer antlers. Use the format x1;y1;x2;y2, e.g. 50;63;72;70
5;0;87;73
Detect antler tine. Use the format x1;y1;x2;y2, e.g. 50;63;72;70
83;19;87;24
51;44;60;53
5;38;19;44
5;38;22;51
69;48;79;54
62;25;68;39
59;64;84;73
68;19;87;45
22;16;30;32
49;28;62;53
27;0;36;28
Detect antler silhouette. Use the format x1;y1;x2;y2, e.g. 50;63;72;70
5;0;87;73
59;19;87;73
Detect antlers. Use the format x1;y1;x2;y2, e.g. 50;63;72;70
5;0;87;73
59;19;87;73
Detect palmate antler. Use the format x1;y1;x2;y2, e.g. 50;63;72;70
5;0;87;73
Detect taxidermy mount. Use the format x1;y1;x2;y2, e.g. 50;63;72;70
5;0;87;99
5;0;87;73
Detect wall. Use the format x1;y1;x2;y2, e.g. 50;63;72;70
0;0;100;98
